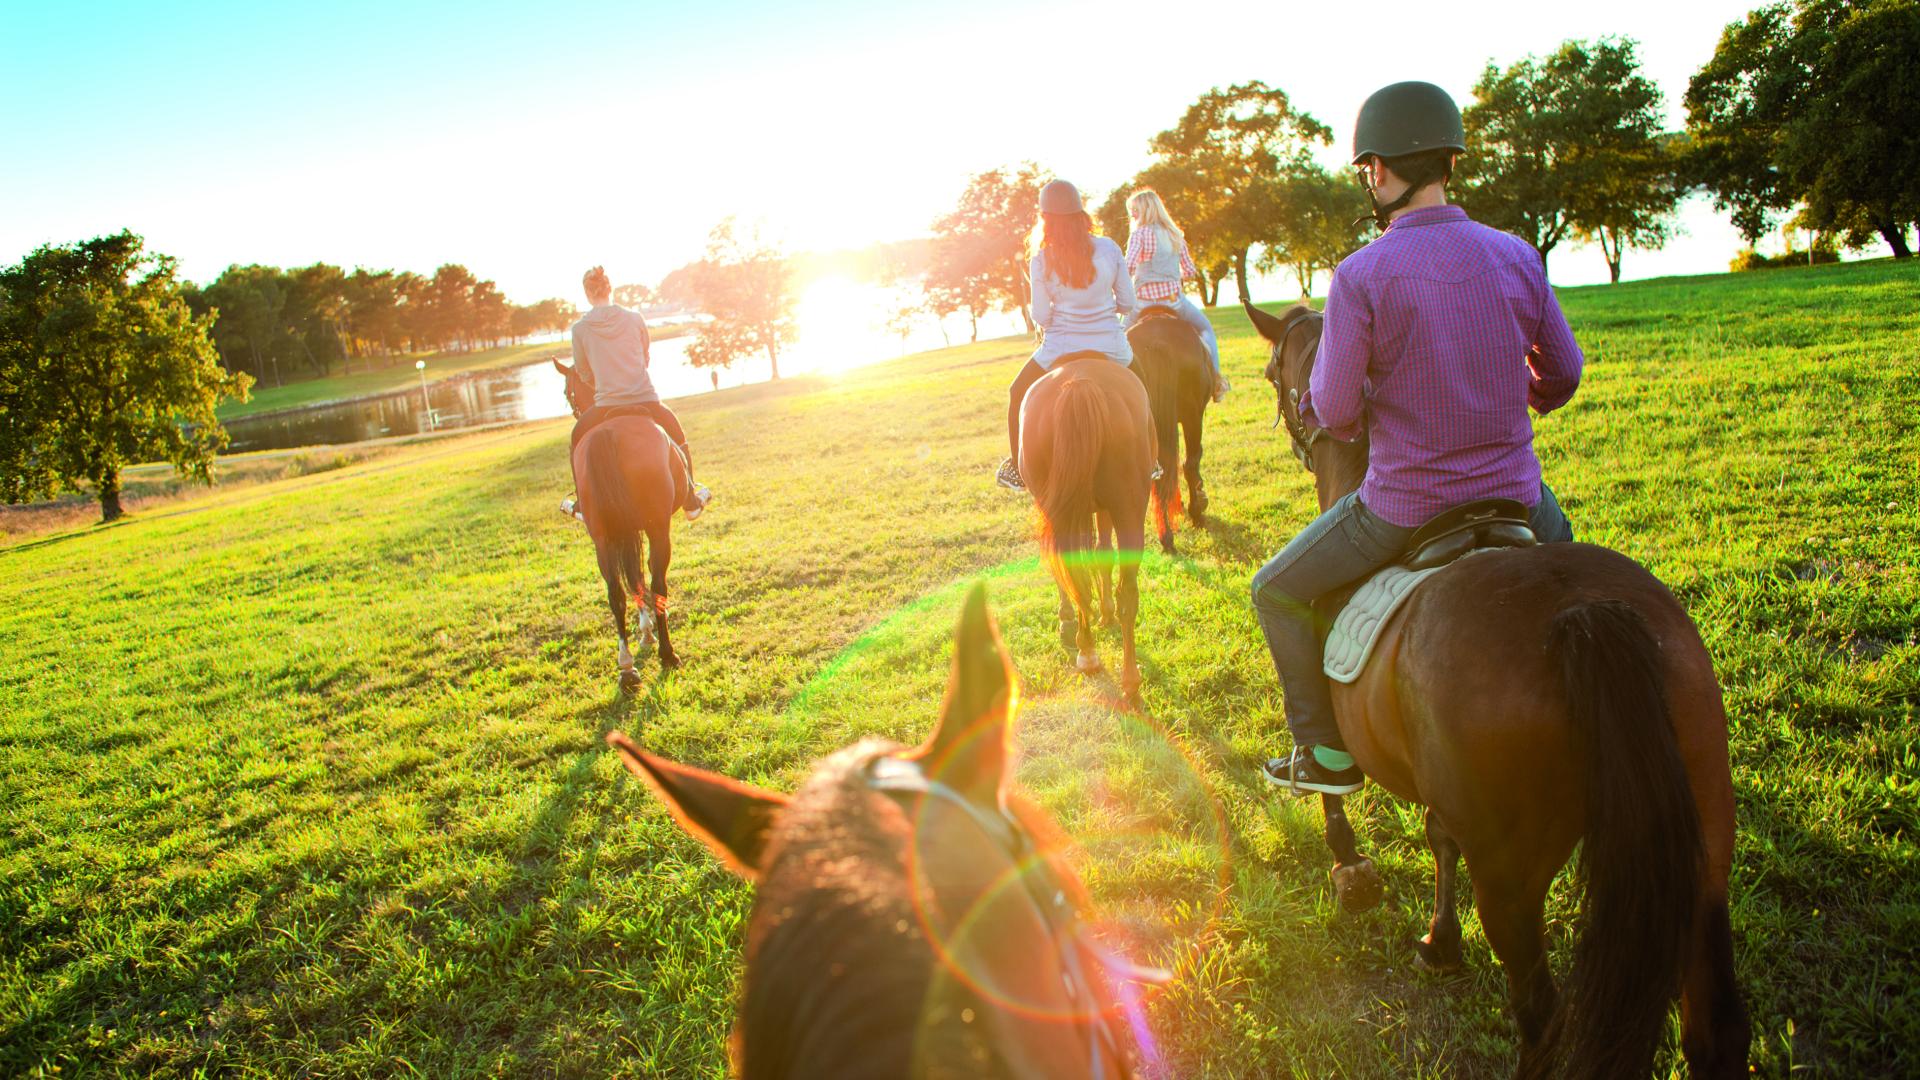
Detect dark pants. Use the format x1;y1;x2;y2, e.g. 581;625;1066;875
1251;483;1574;750
570;401;696;509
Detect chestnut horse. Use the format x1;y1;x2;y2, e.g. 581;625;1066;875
1019;354;1156;698
609;586;1153;1078
1127;308;1213;554
1246;302;1750;1079
555;359;683;686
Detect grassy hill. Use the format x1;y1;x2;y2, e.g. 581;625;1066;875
3;260;1916;1077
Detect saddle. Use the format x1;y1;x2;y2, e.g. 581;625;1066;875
1322;499;1538;684
1134;304;1183;324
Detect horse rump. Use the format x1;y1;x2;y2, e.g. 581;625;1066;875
582;426;645;598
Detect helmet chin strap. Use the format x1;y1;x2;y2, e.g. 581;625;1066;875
1351;161;1416;232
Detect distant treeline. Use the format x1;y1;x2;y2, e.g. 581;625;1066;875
183;263;577;388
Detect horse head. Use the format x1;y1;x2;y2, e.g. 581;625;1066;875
552;357;589;418
609;584;1148;1077
1244;301;1365;510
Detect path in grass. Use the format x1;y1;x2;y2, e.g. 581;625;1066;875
3;261;1916;1077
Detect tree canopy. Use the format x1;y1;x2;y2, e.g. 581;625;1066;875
1;231;250;521
925;165;1044;340
1685;0;1920;257
684;220;797;380
1454;38;1681;279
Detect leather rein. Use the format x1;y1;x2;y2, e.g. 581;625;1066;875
1268;310;1329;474
864;754;1134;1078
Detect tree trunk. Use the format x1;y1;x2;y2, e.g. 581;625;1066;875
766;344;781;381
1878;222;1913;259
1019;305;1034;334
1232;248;1251;303
98;470;124;523
969;314;978;343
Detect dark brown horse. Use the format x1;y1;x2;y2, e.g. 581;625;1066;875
1246;302;1750;1079
1127;307;1213;553
1019;354;1156;698
555;359;683;686
609;586;1152;1078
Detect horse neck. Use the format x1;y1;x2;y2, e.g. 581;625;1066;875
1314;436;1370;513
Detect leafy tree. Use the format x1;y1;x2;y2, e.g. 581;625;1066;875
612;283;653;309
1146;82;1332;301
1258;166;1368;296
418;264;478;351
0;231;250;521
1575;133;1686;283
685;220;797;380
1685;0;1920;257
284;263;349;375
927;165;1045;334
1455;38;1680;277
342;268;405;359
198;264;288;386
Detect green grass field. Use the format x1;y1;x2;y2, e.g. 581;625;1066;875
4;260;1916;1077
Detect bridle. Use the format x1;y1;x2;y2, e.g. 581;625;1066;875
1267;310;1328;474
864;753;1138;1078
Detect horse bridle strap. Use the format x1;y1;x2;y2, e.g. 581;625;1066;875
1271;311;1328;473
865;754;1127;1078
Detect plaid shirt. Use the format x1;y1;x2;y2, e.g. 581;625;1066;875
1124;226;1198;302
1301;205;1584;528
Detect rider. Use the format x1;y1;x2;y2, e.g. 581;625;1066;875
1123;188;1227;401
996;180;1140;491
562;266;711;522
1255;81;1582;796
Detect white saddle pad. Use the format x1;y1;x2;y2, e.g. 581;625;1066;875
1323;551;1489;684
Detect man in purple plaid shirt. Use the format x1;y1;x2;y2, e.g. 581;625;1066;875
1257;81;1582;797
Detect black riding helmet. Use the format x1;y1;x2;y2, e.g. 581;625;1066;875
1350;81;1466;165
1350;81;1466;230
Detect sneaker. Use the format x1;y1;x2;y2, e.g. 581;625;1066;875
1262;746;1363;796
1150;460;1164;481
684;483;712;522
560;496;585;523
1212;375;1231;403
995;457;1026;492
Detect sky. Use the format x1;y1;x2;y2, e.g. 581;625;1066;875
0;0;1827;303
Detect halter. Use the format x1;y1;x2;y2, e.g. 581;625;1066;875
864;754;1131;1078
1268;310;1328;474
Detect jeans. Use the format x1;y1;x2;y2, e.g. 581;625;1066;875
1127;295;1221;376
1251;483;1574;749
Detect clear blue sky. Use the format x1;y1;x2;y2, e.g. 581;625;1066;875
1;0;1814;302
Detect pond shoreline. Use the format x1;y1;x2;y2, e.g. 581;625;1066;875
225;352;565;425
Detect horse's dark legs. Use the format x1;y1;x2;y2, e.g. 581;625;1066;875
1322;794;1384;911
1181;406;1207;526
1473;869;1558;1076
1679;897;1751;1079
1414;808;1464;971
597;542;638;690
646;522;679;669
1095;511;1117;626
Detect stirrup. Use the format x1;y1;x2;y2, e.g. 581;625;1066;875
560;496;585;523
684;484;712;521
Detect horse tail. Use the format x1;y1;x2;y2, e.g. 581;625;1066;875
1140;336;1183;542
1035;377;1108;607
1535;600;1702;1080
584;427;645;599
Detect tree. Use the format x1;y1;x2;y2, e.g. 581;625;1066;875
0;232;250;521
685;220;797;380
198;264;288;386
1685;0;1920;257
1258;166;1368;296
1455;38;1680;277
1575;132;1686;283
927;165;1044;334
1147;82;1333;302
613;283;653;309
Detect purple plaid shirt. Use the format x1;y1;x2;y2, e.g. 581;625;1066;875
1300;204;1583;528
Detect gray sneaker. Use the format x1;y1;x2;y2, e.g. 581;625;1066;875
684;484;713;521
995;457;1026;491
560;496;584;522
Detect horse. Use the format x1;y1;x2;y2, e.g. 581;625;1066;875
1245;302;1751;1079
608;585;1155;1078
1018;354;1157;699
554;358;683;687
1127;307;1213;554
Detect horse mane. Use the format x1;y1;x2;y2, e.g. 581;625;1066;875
737;740;1017;1080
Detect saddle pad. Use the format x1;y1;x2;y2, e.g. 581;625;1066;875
1323;547;1510;683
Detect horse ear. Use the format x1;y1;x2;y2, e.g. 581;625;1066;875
552;357;574;377
607;731;787;879
1243;301;1289;343
915;583;1017;806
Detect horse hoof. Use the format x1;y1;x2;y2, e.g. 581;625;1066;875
659;652;681;670
1331;858;1384;913
618;669;642;692
1075;651;1103;674
1412;937;1463;974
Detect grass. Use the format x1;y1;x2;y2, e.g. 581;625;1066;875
3;258;1916;1077
219;342;567;421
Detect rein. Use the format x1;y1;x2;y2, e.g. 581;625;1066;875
864;754;1133;1078
1269;311;1328;474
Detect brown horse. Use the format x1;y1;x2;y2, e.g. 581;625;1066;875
1019;354;1156;698
1246;302;1750;1079
555;359;683;686
1127;307;1213;553
608;586;1152;1078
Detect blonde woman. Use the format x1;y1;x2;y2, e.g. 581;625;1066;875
1124;189;1226;400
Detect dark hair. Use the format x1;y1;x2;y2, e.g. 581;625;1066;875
1379;148;1455;192
1038;211;1095;289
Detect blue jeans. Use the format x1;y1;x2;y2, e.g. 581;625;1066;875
1127;296;1220;376
1251;483;1574;749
